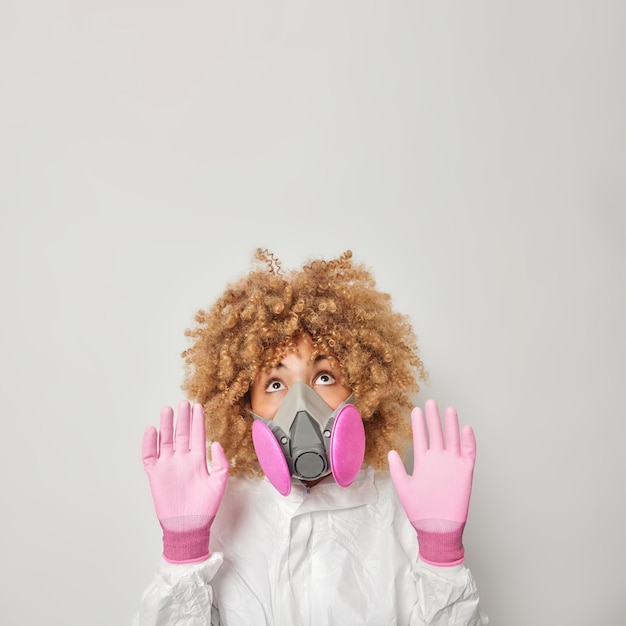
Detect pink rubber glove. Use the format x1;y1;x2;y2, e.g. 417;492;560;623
388;399;476;566
142;401;229;564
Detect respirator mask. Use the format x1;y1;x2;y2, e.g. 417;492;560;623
251;381;366;496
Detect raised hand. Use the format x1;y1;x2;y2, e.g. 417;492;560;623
388;399;476;566
142;401;229;564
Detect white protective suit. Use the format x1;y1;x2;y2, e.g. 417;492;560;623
135;467;488;625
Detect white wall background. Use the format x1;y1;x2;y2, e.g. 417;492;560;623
1;2;624;624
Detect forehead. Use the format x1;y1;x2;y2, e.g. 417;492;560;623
264;335;313;367
261;335;338;371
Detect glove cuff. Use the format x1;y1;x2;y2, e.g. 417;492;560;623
160;515;214;564
412;519;465;566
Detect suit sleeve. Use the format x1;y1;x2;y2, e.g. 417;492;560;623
133;553;223;626
409;559;488;625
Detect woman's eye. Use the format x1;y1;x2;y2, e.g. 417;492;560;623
266;379;286;393
314;372;336;386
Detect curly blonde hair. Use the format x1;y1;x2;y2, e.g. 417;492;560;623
182;249;428;476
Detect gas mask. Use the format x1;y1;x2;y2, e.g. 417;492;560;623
251;382;366;496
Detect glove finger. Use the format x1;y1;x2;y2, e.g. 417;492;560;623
209;441;230;481
444;406;461;455
190;403;207;457
175;400;191;452
410;407;428;460
159;406;174;454
388;450;410;491
207;442;229;516
461;424;477;462
424;399;444;451
141;426;158;466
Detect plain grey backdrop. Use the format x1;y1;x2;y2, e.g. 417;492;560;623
1;2;624;625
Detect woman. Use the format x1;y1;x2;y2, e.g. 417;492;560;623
136;249;487;625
